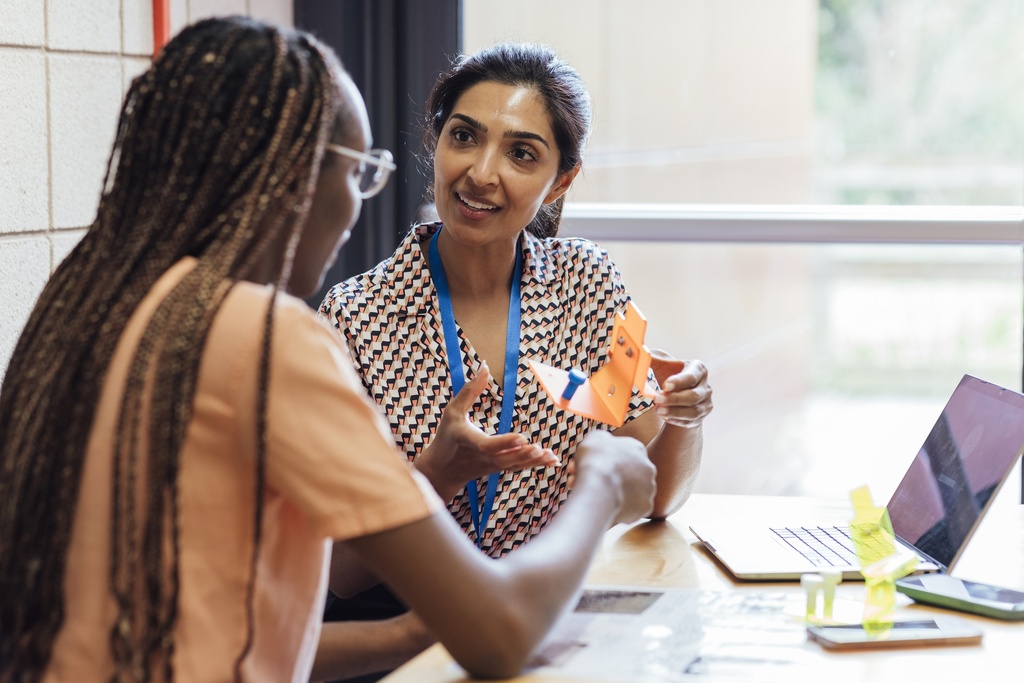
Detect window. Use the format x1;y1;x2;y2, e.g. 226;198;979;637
463;0;1024;499
465;0;1024;206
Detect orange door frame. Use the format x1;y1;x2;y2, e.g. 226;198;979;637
153;0;170;57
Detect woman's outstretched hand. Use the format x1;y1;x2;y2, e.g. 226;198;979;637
415;362;558;502
649;349;714;429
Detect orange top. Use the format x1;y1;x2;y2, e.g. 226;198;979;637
44;259;440;682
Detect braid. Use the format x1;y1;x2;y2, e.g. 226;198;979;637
0;16;342;681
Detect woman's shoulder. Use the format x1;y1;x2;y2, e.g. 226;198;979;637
321;225;432;314
532;233;619;280
224;280;322;331
189;282;332;390
318;258;393;319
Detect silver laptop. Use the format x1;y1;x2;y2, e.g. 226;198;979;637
689;374;1024;581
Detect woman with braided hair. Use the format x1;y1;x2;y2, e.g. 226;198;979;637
0;16;656;683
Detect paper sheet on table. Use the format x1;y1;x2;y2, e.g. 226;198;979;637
524;586;861;682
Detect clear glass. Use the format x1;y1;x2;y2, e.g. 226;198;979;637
601;241;1022;498
326;145;396;198
463;0;1024;206
462;1;1024;500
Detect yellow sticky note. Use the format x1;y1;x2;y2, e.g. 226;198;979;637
848;485;918;630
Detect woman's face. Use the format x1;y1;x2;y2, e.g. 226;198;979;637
289;76;370;297
433;81;576;248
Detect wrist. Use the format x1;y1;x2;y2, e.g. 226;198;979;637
574;459;624;519
413;454;461;504
396;612;436;653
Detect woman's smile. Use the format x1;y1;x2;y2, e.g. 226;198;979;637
434;81;565;246
455;190;500;218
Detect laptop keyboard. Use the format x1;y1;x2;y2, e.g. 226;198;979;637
769;525;860;568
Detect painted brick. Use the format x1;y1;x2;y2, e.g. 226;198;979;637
0;0;45;47
0;49;48;233
123;56;152;94
48;0;121;53
169;0;190;38
0;236;50;379
49;53;123;229
187;0;248;24
51;229;86;271
123;0;155;56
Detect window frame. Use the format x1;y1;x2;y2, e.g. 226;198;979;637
562;203;1024;245
562;202;1024;501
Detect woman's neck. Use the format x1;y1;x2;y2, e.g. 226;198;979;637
435;229;518;301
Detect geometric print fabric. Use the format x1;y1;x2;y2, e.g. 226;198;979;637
320;222;653;557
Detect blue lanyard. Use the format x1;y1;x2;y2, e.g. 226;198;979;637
428;228;522;548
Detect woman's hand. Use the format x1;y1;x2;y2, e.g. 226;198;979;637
573;430;656;525
648;349;713;429
414;362;558;502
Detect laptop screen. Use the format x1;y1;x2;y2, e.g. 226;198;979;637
888;375;1024;570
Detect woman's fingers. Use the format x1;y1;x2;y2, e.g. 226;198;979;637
492;444;559;470
446;362;491;416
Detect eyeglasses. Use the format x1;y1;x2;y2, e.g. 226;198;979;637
326;144;396;198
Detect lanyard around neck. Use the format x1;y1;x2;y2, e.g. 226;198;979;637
428;228;522;549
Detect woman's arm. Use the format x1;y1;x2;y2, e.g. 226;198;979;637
614;351;713;519
616;410;703;519
346;429;656;680
310;612;436;682
326;540;379;598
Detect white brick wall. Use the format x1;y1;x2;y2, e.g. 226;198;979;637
47;0;123;53
49;53;124;229
0;237;51;373
0;50;48;233
0;0;292;379
0;0;45;47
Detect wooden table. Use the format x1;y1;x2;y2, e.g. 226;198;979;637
382;491;1024;682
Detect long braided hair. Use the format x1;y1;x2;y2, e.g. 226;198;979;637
0;16;345;681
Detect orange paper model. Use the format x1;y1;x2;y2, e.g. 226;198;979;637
529;301;656;428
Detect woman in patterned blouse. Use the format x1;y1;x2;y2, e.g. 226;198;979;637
320;42;713;615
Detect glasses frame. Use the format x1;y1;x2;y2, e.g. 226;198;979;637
325;144;397;199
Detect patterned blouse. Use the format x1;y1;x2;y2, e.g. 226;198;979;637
319;222;653;557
